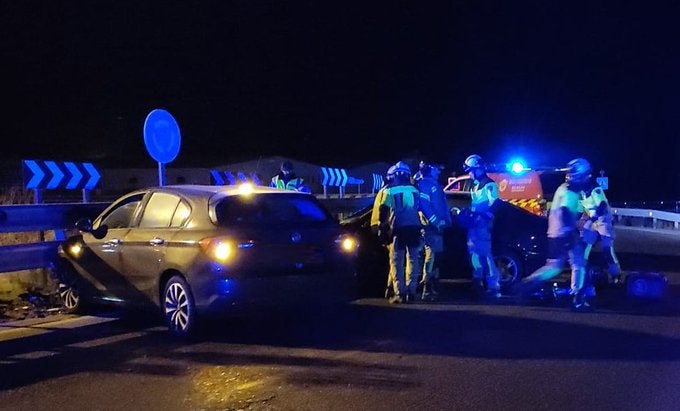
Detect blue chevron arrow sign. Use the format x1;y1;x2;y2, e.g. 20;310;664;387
22;160;101;190
372;173;385;192
320;167;349;187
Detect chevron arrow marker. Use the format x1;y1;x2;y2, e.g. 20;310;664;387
340;169;348;187
83;163;101;190
64;162;83;189
211;170;225;185
25;160;45;189
321;167;329;186
45;161;64;189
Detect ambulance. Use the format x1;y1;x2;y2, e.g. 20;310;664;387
444;169;565;216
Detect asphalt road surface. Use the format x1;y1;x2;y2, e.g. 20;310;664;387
0;226;679;411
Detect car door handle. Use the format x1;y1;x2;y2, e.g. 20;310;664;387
149;237;165;246
102;238;121;251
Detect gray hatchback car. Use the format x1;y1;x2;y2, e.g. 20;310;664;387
56;184;358;336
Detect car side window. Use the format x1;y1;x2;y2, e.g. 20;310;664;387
171;200;191;227
99;193;145;229
139;192;181;228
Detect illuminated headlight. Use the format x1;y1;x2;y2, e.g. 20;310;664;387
336;235;358;253
69;243;83;257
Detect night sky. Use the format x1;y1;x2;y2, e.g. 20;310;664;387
2;2;680;200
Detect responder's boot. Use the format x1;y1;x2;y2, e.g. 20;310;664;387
472;278;485;298
609;264;623;287
430;269;440;297
421;281;437;302
571;289;593;312
389;294;405;304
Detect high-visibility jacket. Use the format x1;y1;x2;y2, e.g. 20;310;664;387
547;182;583;238
271;174;304;191
470;175;499;218
377;183;434;229
580;181;612;222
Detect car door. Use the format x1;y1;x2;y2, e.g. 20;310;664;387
121;191;188;301
78;192;146;299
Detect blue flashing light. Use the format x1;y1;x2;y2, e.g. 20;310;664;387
507;158;528;175
511;162;525;174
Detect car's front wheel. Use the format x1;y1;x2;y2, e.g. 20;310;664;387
162;276;196;337
58;281;82;313
494;250;524;291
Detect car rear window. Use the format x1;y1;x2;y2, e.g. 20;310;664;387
215;194;331;226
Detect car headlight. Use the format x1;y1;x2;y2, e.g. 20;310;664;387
336;235;358;253
66;242;83;258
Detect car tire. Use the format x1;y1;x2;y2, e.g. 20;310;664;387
162;275;197;337
494;250;524;291
51;261;87;314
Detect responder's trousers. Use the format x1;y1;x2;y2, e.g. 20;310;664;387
524;235;586;295
466;222;500;291
390;227;423;297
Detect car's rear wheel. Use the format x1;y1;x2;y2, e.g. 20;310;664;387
494;250;524;291
162;276;196;337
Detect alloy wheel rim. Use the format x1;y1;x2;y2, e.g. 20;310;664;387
59;283;79;310
495;257;518;283
165;283;190;332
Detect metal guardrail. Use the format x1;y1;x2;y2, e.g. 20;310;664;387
612;207;680;230
0;202;109;273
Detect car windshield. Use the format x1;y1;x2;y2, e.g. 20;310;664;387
215;193;331;227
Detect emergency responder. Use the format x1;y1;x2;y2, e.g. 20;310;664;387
518;158;591;311
416;162;451;301
580;171;622;285
371;165;397;298
270;160;307;191
461;154;502;298
376;161;435;303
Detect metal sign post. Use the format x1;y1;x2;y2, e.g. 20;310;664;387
144;109;181;186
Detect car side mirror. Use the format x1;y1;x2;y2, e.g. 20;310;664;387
92;224;108;239
75;218;93;232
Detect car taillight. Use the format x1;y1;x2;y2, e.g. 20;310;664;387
199;237;234;263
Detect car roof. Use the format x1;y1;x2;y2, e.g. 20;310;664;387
159;184;286;195
144;184;314;204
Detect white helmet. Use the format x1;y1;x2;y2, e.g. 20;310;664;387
392;161;411;176
463;154;484;172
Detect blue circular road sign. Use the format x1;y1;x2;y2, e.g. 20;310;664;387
143;109;181;164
